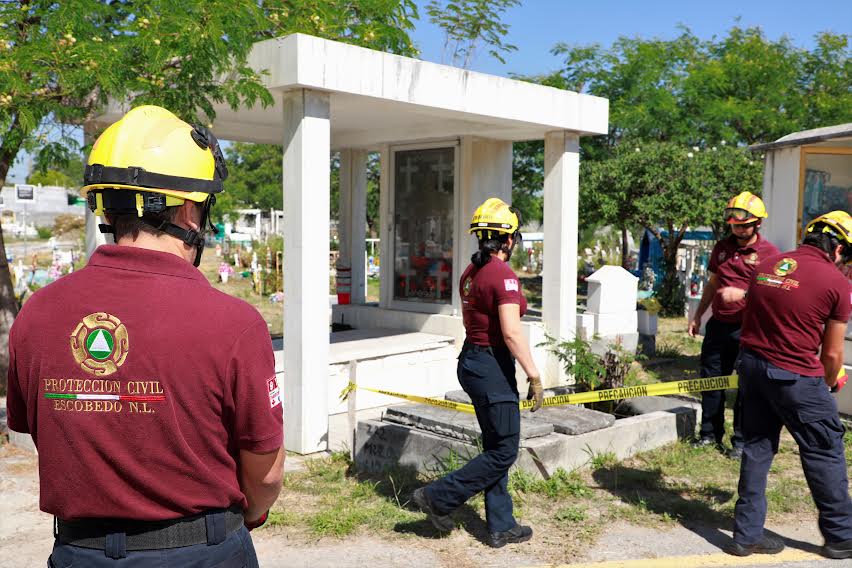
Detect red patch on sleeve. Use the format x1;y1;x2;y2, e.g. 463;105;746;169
267;376;281;408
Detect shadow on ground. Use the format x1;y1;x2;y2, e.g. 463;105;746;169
593;464;734;549
347;458;494;547
592;464;824;554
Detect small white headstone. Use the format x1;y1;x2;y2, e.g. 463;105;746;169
586;265;639;315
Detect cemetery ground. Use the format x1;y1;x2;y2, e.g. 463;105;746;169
2;314;847;566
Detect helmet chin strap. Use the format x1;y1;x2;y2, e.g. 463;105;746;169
136;196;218;267
501;230;523;261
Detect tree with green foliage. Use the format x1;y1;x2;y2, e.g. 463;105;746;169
581;141;763;316
219;144;382;237
426;0;518;67
26;169;75;188
217;143;285;221
513;26;849;306
0;0;420;385
511;140;544;225
550;26;852;146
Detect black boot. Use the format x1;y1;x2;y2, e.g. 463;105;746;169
412;487;454;532
488;524;532;548
823;539;852;559
724;535;784;556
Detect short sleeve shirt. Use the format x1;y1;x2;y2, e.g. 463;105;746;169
740;245;852;376
460;258;527;347
5;246;283;520
708;234;779;324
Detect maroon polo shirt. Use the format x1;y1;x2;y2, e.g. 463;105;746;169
708;233;779;324
740;245;852;376
5;245;283;521
460;258;527;347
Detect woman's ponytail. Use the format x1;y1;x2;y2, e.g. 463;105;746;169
471;235;509;267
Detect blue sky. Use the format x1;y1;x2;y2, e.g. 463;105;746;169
412;0;852;76
7;0;851;183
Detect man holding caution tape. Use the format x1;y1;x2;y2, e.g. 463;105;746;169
413;198;543;548
6;106;284;566
725;211;852;559
688;191;779;459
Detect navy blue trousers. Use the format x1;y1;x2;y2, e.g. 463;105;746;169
733;349;852;545
699;317;743;448
426;346;520;533
47;525;259;567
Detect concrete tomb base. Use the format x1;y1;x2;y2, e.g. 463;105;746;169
444;389;615;435
354;395;699;478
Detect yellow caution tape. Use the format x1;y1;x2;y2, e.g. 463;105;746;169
340;374;738;414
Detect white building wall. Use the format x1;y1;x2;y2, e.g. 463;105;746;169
761;147;801;252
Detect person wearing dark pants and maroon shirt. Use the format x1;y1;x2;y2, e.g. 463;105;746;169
412;198;544;549
688;191;779;460
5;106;284;567
724;211;852;560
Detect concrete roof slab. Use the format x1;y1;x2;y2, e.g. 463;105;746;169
96;34;608;148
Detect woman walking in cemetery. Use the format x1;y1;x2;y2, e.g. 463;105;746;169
413;197;544;548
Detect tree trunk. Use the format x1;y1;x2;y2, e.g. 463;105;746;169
0;120;27;393
620;226;630;269
657;234;686;317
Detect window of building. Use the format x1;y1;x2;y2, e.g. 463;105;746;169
800;149;852;238
391;146;455;305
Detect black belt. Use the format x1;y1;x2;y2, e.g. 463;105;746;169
463;342;494;354
462;342;512;355
56;506;244;556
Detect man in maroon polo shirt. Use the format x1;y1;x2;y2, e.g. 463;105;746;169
725;211;852;559
5;106;284;566
688;191;779;459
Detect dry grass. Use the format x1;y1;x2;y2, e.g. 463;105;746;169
197;252;283;336
257;416;845;563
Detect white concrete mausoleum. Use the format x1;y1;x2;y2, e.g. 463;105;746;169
90;34;609;454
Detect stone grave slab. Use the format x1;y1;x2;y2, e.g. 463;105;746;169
445;389;615;435
383;404;552;443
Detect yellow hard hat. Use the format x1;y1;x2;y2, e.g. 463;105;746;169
806;210;852;246
82;105;227;216
724;191;767;224
469;198;520;240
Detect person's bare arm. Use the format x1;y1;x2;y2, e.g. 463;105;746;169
821;319;847;388
239;447;285;522
498;303;540;380
689;273;719;337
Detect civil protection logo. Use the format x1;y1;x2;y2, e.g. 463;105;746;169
773;258;798;277
70;312;129;376
462;276;472;297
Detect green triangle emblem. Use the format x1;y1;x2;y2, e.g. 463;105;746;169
86;329;114;360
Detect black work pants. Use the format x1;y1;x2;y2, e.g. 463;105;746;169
699;317;743;448
733;349;852;546
426;345;520;533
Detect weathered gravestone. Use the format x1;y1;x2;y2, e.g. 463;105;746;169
444;389;615;435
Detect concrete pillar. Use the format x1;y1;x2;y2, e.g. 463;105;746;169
457;137;512;311
83;123;111;257
282;89;331;454
338;149;368;304
542;131;580;384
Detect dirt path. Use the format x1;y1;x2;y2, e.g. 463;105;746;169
0;444;840;568
0;445;535;568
